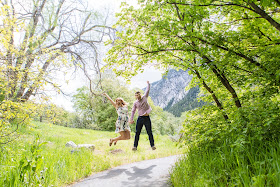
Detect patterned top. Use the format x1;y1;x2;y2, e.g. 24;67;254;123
115;106;131;133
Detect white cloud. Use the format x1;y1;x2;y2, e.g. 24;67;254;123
129;68;163;89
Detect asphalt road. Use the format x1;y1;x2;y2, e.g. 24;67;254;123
71;155;181;187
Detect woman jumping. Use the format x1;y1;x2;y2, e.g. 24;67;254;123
102;93;131;146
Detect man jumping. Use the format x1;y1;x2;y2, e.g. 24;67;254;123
129;81;156;151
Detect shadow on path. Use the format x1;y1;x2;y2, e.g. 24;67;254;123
71;155;181;187
125;165;156;180
96;169;127;179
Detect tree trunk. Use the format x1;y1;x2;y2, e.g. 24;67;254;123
193;69;229;121
21;54;59;101
13;0;48;100
15;56;36;99
202;55;242;108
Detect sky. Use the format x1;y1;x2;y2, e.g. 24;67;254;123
50;0;163;112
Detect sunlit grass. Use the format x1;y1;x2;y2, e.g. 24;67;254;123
0;121;183;186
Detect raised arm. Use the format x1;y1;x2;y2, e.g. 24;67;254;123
144;81;150;97
103;93;117;108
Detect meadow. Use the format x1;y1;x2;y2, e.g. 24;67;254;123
0;121;183;187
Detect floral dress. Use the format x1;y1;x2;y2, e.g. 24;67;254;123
115;106;131;133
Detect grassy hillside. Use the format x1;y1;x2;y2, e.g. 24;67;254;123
0;121;183;187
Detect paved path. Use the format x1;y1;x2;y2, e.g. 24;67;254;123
71;155;181;187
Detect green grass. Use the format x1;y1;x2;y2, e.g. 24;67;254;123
170;140;280;186
0;121;183;187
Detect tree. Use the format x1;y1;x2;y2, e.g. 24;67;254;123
0;0;115;102
0;0;114;143
33;103;72;126
105;0;279;120
72;86;96;129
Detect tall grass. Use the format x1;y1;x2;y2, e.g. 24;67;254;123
170;140;280;186
0;121;183;186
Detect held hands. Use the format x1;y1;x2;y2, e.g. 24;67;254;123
129;120;135;124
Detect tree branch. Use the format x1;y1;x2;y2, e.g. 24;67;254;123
166;1;255;11
248;1;280;32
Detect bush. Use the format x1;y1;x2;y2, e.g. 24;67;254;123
181;92;280;150
0;100;37;144
171;89;280;186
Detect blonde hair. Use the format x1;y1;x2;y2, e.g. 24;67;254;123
115;97;128;107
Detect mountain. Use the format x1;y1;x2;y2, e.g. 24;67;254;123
164;86;206;117
144;69;192;108
144;69;205;117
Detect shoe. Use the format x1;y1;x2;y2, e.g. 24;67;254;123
109;139;113;146
151;146;156;150
114;141;117;145
132;147;137;151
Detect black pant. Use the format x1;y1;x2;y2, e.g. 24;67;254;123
134;116;155;148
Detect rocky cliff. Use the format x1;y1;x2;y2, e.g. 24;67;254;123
144;69;193;109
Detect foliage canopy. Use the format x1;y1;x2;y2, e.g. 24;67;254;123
106;0;280;147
